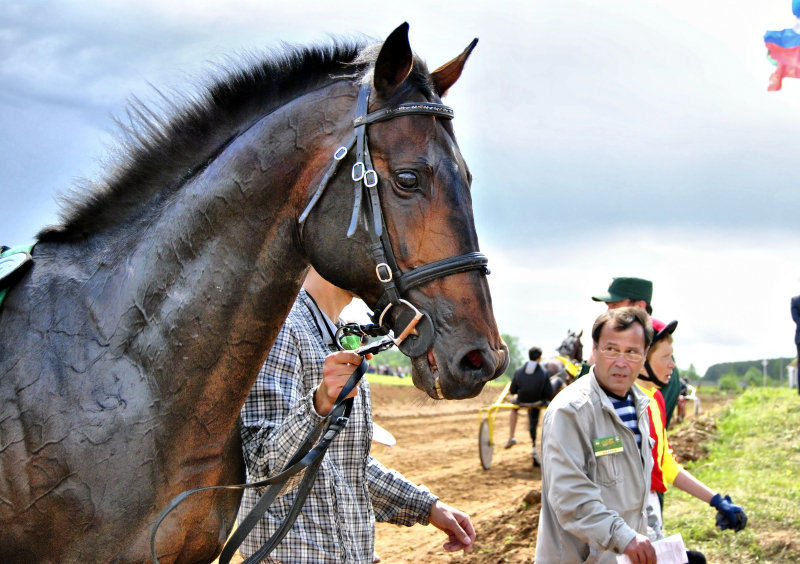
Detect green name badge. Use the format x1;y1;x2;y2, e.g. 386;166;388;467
592;435;623;457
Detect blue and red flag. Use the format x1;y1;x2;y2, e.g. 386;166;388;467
765;0;800;90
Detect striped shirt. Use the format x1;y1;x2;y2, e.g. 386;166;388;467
238;289;438;563
610;392;642;448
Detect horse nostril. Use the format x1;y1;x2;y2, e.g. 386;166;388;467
464;350;483;369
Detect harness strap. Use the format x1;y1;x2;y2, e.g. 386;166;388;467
353;101;454;126
234;451;326;564
397;252;489;293
347;82;372;237
298;137;355;234
219;397;354;564
370;252;490;325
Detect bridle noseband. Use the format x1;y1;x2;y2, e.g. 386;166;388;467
300;81;490;357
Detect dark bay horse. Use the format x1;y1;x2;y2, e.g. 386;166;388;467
0;23;508;563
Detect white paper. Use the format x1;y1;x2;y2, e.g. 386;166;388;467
616;533;688;564
371;422;396;447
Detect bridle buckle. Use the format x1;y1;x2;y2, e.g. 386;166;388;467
351;161;365;182
376;262;392;283
363;169;378;188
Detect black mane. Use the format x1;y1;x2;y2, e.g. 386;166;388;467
37;38;384;242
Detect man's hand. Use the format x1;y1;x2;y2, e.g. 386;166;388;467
428;501;476;553
622;533;656;564
313;350;363;416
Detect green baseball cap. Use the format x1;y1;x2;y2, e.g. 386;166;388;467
592;277;653;304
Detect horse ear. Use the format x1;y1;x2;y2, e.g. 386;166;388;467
373;22;413;98
431;37;478;97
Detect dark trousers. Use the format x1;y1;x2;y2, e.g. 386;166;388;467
797;344;800;394
528;407;541;445
687;550;706;563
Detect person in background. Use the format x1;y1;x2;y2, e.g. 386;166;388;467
591;276;682;428
792;294;800;394
504;346;554;467
636;319;747;564
535;307;656;564
544;358;568;397
237;268;475;563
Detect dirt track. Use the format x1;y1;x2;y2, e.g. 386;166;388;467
371;383;546;563
227;383;719;563
370;383;721;563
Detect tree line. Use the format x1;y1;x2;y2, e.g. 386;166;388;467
700;357;795;391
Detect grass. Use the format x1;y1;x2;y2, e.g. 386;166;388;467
365;372;509;387
365;372;417;386
663;387;800;563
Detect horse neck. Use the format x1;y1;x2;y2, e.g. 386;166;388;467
77;80;355;429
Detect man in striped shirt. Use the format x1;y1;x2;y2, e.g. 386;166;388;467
535;307;656;564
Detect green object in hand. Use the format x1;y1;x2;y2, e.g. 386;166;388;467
340;335;362;351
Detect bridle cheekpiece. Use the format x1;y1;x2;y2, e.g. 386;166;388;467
299;80;490;358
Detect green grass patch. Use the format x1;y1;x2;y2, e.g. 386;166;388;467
365;372;417;386
366;372;509;387
663;387;800;563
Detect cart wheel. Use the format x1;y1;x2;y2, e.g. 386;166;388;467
479;419;493;470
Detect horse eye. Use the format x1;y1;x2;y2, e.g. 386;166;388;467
394;170;419;190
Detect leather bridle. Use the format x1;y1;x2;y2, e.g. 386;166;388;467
299;80;490;358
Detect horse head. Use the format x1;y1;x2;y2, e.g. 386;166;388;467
300;23;508;399
557;329;584;363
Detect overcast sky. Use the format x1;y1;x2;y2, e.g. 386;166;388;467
2;0;799;376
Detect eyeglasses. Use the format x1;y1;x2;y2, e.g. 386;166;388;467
597;346;644;363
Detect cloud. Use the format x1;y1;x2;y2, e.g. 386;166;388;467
480;227;800;375
2;0;799;380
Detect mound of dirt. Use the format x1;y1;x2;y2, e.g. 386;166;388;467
668;411;719;464
458;491;541;564
760;531;800;562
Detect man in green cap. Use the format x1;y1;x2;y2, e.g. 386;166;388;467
591;277;681;428
591;276;653;314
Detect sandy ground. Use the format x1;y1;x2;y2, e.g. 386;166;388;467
370;384;721;563
370;383;541;563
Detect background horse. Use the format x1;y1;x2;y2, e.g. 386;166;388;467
0;24;507;563
543;329;584;394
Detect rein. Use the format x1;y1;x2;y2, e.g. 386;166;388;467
151;79;491;563
151;334;392;564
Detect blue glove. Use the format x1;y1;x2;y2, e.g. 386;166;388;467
710;493;747;532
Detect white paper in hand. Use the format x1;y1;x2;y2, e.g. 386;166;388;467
616;533;688;564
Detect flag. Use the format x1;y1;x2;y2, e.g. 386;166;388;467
765;2;800;90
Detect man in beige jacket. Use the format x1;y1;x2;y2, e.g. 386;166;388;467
535;307;656;564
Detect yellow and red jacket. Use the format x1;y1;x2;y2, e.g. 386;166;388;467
635;382;683;493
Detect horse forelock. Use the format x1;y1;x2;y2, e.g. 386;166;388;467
37;36;397;243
